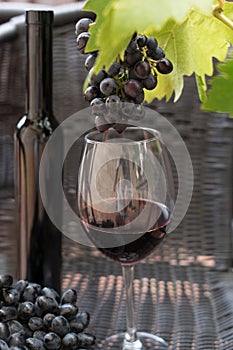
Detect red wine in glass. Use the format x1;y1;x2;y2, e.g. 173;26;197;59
80;198;170;265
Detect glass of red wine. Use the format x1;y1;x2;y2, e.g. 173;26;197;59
77;126;174;349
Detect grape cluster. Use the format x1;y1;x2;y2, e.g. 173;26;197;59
0;275;95;350
75;18;173;132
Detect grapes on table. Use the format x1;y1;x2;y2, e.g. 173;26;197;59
0;275;95;350
74;17;174;132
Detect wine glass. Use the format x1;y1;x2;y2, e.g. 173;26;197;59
77;126;174;349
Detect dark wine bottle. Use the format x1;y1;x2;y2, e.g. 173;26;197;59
14;10;62;292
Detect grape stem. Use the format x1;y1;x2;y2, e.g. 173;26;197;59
213;4;233;31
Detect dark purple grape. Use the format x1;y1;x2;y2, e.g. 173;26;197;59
85;52;98;71
143;73;158;90
76;32;90;54
75;312;90;329
3;289;20;306
124;79;143;98
134;90;145;104
43;314;55;330
75;18;93;36
77;333;96;347
59;304;78;321
23;325;33;338
35;297;59;316
84;86;99;102
34;305;43;318
43;332;61;350
60;290;77;306
7;320;25;335
62;333;79;350
137;35;147;47
133;60;150;79
8;332;25;348
33;331;46;342
113;122;128;134
0;339;9;350
107;62;121;77
126;40;137;53
25;337;44;350
147;46;165;60
0;322;9;341
30;284;42;296
41;288;59;303
51;316;70;337
95;115;112;132
0;307;17;322
22;284;40;303
154;46;165;60
100;78;118;96
28;317;43;332
124;50;143;66
14;280;28;295
156;58;173;74
69;319;84;334
18;302;35;322
90;98;106;115
105;95;121;113
89;69;107;86
121;101;137;118
132;105;145;121
128;67;139;81
0;275;13;289
146;36;158;50
103;111;120;124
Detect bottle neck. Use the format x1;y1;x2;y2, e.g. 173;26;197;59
26;11;53;121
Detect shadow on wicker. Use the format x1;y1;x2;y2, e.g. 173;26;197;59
0;3;233;350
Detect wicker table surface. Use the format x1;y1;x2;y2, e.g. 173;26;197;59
61;238;233;350
1;224;233;350
1;202;233;350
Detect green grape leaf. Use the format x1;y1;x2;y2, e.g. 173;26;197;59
82;0;233;102
195;74;208;103
144;3;233;102
82;0;112;53
202;53;233;116
83;0;215;73
83;0;110;15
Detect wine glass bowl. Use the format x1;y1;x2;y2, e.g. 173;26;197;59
77;126;174;349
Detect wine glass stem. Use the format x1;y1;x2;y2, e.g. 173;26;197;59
122;265;138;343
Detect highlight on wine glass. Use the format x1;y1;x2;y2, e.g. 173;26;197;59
39;104;194;349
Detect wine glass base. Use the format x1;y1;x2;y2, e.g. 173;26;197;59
102;331;168;350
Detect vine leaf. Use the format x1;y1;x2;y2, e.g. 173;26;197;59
202;52;233;117
82;0;113;53
195;75;208;103
82;0;233;103
83;0;215;74
144;3;233;102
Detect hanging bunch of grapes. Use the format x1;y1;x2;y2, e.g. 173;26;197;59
75;18;173;132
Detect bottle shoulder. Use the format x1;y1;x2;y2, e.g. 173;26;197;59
15;114;58;138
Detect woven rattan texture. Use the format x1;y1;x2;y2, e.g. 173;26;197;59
62;239;233;350
0;7;233;350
